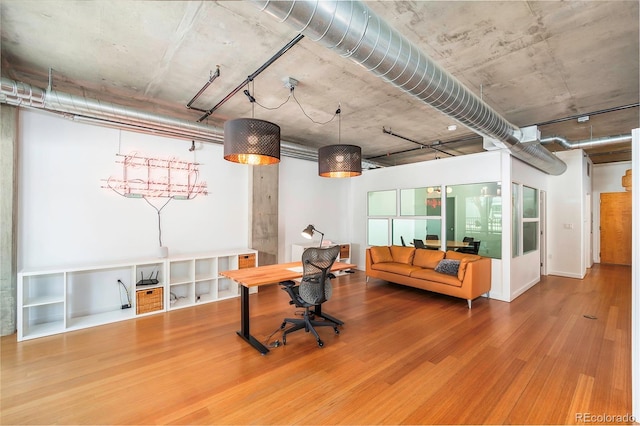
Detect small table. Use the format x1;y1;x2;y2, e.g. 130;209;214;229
220;260;356;355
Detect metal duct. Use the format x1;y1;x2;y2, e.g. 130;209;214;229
541;134;632;150
254;0;568;175
0;77;382;169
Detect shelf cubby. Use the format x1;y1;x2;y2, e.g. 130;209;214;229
168;282;194;309
218;277;239;299
195;280;216;303
21;302;65;340
195;258;216;281
169;260;193;285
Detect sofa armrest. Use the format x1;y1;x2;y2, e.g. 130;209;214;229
461;257;492;297
365;248;373;273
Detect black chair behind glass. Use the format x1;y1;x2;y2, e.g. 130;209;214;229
413;239;426;249
426;234;438;240
458;240;480;255
279;245;341;348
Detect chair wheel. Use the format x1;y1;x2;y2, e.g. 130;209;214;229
282;336;287;345
317;339;324;348
334;328;340;335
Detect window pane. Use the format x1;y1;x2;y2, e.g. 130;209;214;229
512;183;520;258
523;186;538;218
392;219;441;246
446;183;502;259
523;222;538;253
368;219;389;246
400;187;443;216
368;190;396;216
400;188;425;216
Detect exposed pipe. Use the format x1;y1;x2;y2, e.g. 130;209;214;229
0;76;382;168
186;66;220;112
540;134;632;150
197;34;304;122
382;127;455;157
253;0;568;175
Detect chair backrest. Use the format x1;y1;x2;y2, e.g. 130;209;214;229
471;241;481;254
413;239;426;249
299;245;341;305
426;234;438;240
459;241;481;254
400;236;406;246
462;236;474;243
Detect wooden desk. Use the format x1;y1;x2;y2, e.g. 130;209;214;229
424;240;470;249
220;261;356;355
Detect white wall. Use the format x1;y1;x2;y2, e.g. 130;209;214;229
510;157;549;299
592;160;632;263
18;109;250;270
278;156;351;262
546;150;588;278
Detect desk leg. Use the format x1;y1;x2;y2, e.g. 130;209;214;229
312;304;344;326
236;285;269;355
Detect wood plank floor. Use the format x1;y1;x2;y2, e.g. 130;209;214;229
1;264;633;425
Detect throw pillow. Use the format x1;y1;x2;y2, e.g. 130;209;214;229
434;259;461;276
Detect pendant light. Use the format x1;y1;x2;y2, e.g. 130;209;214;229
318;107;362;177
223;84;280;165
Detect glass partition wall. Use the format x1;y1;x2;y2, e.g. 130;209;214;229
367;183;503;258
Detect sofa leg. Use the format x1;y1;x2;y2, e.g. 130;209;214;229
467;299;472;309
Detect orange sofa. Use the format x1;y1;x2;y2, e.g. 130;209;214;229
365;245;491;308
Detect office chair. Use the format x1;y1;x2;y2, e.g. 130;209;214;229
426;234;439;240
456;236;474;252
458;241;481;255
400;236;407;246
413;239;426;249
279;245;341;348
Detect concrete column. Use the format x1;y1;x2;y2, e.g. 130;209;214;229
250;164;279;266
0;105;18;336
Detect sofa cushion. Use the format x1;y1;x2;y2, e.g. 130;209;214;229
410;268;463;287
370;246;393;264
390;246;416;265
413;249;445;269
445;250;482;281
371;262;422;277
434;259;461;276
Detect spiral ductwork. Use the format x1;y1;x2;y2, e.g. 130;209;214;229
0;77;383;168
254;0;568;175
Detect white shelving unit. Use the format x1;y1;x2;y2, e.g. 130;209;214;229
17;249;257;341
291;243;351;275
167;250;257;310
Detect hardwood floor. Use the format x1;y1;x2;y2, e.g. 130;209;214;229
1;264;633;425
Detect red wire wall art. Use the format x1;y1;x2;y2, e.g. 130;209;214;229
102;152;208;199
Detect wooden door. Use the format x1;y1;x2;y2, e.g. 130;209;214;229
600;192;632;265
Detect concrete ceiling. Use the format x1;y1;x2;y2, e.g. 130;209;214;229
1;0;638;168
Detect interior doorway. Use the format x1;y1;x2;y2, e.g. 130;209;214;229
600;192;632;265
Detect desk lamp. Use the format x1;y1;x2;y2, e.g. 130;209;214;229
301;224;324;247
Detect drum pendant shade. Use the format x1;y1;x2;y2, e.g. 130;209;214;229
318;144;362;178
224;118;281;165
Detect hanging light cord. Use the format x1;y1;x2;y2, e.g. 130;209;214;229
247;84;339;125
